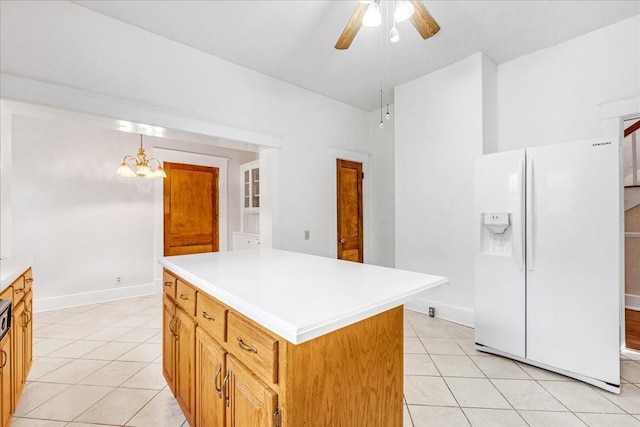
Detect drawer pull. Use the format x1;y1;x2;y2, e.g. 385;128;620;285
214;363;223;397
0;350;6;369
25;278;34;284
15;287;25;294
202;311;215;321
237;336;258;354
179;294;189;300
163;281;173;287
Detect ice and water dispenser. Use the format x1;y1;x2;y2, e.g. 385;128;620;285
480;213;512;256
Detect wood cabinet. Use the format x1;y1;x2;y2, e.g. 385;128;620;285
162;294;177;395
195;328;226;427
162;267;402;427
175;307;196;426
225;354;277;427
241;160;260;212
0;266;34;427
0;330;11;427
163;272;200;427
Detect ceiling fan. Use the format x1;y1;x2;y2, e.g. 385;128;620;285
335;0;440;50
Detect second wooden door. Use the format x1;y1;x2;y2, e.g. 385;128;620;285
164;162;219;256
336;159;363;263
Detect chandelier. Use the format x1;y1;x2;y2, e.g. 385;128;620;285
116;134;167;179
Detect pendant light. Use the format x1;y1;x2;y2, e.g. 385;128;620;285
116;134;167;179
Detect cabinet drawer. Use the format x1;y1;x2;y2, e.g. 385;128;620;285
196;293;227;343
227;312;278;384
176;280;197;316
163;270;177;299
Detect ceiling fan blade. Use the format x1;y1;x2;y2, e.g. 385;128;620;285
335;3;368;50
409;0;440;40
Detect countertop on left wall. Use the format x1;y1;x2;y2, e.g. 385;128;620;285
0;257;33;291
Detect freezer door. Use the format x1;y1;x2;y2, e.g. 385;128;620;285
475;149;526;357
526;139;621;385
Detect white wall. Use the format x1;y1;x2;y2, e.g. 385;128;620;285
395;53;497;325
0;1;383;258
498;15;640;151
10;114;255;310
0;102;11;257
0;1;396;307
368;106;395;268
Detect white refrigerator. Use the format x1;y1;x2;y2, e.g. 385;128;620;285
474;138;622;393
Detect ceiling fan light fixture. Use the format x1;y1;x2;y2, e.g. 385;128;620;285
389;25;400;43
394;0;415;23
362;2;381;27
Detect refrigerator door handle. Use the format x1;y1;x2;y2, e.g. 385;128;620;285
526;157;534;271
514;159;525;270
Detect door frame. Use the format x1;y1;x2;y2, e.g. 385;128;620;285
328;147;370;263
600;94;640;349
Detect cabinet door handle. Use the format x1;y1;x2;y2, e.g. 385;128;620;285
202;311;215;321
214;363;223;397
338;238;345;244
163;281;173;287
237;336;258;354
169;316;178;337
0;350;6;369
15;287;25;294
25;278;34;284
222;368;230;407
179;294;189;300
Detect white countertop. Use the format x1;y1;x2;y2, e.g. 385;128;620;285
160;249;447;344
0;257;33;292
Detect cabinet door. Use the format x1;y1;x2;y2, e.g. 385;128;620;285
196;328;226;427
175;308;196;426
23;291;33;384
0;331;12;427
12;301;25;409
225;355;277;427
162;295;176;395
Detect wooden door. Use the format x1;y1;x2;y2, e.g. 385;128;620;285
162;295;176;395
226;355;277;427
195;328;226;427
336;159;363;262
175;307;196;426
164;162;219;256
0;331;11;427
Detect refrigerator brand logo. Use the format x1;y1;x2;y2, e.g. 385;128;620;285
592;142;611;147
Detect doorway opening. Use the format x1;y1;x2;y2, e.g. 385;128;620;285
623;117;640;352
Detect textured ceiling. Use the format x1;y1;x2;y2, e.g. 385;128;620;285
72;0;640;111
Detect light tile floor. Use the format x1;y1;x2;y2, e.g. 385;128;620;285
10;295;640;426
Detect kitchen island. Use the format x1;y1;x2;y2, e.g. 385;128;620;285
160;249;447;427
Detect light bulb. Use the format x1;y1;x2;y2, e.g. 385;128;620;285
362;2;381;27
386;111;391;120
394;0;415;22
378;121;385;129
389;25;400;43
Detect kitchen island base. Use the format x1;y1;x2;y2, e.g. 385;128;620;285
162;268;404;427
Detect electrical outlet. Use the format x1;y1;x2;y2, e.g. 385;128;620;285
428;307;435;317
116;276;122;284
304;230;310;240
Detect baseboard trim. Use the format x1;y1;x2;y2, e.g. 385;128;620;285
33;282;158;313
405;297;474;327
626;294;640;311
